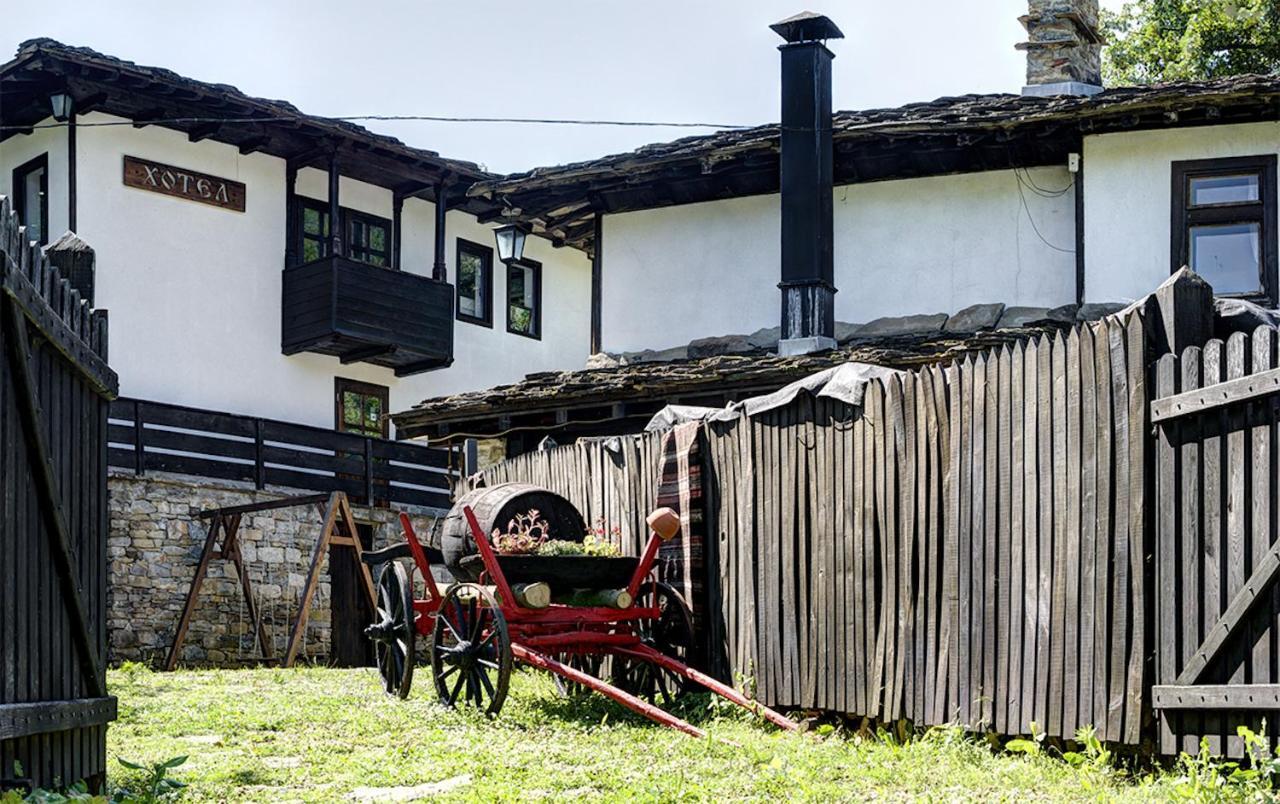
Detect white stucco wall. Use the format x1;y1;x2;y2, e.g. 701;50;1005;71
15;112;589;431
1084;122;1280;304
601;166;1077;352
0;121;69;239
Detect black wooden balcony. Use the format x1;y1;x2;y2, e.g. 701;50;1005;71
281;256;454;376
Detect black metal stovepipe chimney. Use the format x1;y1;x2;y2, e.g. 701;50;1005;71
771;12;843;355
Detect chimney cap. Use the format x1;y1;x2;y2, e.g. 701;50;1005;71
770;11;844;43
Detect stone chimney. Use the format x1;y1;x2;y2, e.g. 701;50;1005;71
1018;0;1103;97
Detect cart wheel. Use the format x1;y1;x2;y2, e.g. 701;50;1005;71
432;583;512;716
553;653;603;698
616;582;695;705
370;561;415;699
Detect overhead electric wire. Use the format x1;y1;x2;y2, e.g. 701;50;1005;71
0;113;757;133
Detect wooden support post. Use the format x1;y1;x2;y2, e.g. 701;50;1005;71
220;514;273;661
165;515;224;670
392;192;403;271
591;211;603;354
283;492;378;667
327;156;342;256
285;165;298;268
2;293;105;697
432;179;449;281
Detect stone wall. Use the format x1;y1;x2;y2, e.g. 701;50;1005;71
107;469;444;667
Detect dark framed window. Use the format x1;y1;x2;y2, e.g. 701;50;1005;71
1172;155;1278;305
456;238;493;327
298;196;331;263
346;209;391;267
13;154;49;246
507;258;541;339
295;196;392;269
335;378;389;438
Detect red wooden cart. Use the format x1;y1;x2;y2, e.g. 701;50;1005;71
363;504;796;738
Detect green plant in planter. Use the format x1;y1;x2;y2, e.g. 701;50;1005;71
492;509;550;555
535;536;620;558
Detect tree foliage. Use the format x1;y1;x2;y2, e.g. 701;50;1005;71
1102;0;1280;85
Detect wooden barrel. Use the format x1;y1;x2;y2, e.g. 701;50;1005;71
442;483;587;580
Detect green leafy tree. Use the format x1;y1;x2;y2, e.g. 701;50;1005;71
1103;0;1280;84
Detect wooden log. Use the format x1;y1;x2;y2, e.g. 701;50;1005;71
554;587;633;609
492;582;551;609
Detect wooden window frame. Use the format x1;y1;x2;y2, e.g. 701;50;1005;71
1171;154;1278;307
297;195;332;263
455;238;493;327
294;195;393;269
334;377;390;438
13;153;49;246
506;258;542;340
345;208;392;268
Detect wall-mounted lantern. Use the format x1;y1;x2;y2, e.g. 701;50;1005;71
493;208;528;265
48;92;74;122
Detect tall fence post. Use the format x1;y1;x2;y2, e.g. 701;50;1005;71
254;419;265;490
364;437;374;504
1149;267;1215;358
133;399;144;475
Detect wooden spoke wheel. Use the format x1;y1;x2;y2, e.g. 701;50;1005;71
431;583;512;716
369;561;415;699
615;582;695;705
552;652;604;699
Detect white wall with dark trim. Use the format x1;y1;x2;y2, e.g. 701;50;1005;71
600;166;1077;353
0;120;68;238
0;112;591;431
1083;121;1280;304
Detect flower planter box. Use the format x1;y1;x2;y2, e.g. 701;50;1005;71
461;554;639;596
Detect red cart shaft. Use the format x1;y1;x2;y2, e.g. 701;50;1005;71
512;643;707;739
615;645;798;732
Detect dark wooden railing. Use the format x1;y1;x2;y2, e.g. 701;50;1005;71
108;398;455;509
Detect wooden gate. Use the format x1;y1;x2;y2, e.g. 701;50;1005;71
0;199;117;791
1153;324;1280;758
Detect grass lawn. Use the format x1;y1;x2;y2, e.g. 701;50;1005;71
106;664;1204;802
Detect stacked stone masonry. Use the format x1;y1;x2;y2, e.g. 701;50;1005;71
108;469;442;667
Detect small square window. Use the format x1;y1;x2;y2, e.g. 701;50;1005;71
1172;155;1277;305
455;239;493;327
335;378;388;438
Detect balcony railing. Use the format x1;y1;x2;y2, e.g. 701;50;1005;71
281;255;453;376
108;398;456;509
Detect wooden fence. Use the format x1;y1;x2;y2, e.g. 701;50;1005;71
1153;324;1280;758
107;397;456;509
484;312;1151;745
0;198;117;791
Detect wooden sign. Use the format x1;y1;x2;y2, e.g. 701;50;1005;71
122;156;246;212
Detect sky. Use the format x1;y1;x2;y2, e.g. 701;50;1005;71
2;0;1129;175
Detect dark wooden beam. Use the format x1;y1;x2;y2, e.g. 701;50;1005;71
590;212;603;354
394;356;453;377
433;178;449;281
238;135;270;155
340;344;397;364
130;106;166;128
392;193;403;271
186;121;221;142
328;155;342;255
